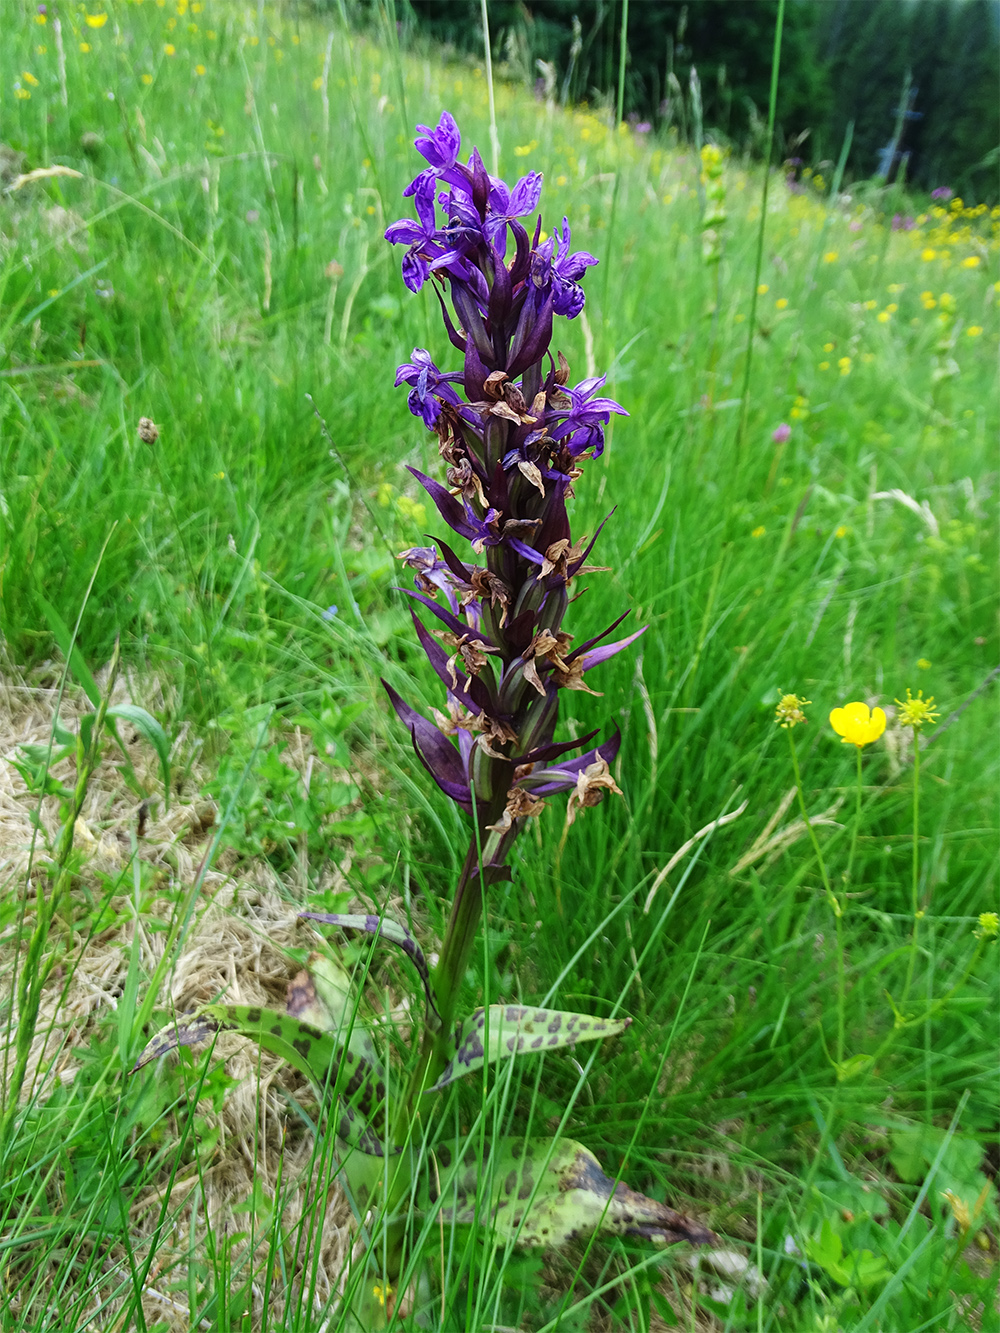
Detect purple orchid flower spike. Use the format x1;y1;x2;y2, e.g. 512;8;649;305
382;111;644;1017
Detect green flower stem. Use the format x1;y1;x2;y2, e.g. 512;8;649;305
392;804;508;1144
901;734;922;1008
788;729;846;1066
846;745;863;885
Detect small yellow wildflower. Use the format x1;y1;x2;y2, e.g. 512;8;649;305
818;361;830;370
213;470;225;481
23;71;39;86
372;1283;392;1308
141;72;153;83
895;688;938;729
823;342;835;352
79;42;91;52
966;325;983;337
164;42;175;54
886;302;898;314
864;299;877;310
195;63;205;75
751;525;766;538
823;251;838;264
514;140;538;157
36;44;47;53
921;248;937;261
775;693;810;729
757;283;769;295
35;11;47;21
939;292;956;312
835;525;849;538
775;297;789;310
917;658;931;670
887;283;904;294
14;87;32;100
830;702;887;748
312;75;323;90
838;356;851;375
961;255;980;268
877;311;890;323
975;912;999;939
86;12;108;25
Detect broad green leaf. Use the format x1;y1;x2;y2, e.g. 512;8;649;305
133;1004;389;1153
428;1005;631;1092
301;912;440;1025
107;704;172;806
417;1136;716;1249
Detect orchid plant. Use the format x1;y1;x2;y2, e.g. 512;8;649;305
136;111;713;1322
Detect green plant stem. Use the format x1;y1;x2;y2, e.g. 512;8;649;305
788;729;846;1066
846;744;863;885
901;734;921;1008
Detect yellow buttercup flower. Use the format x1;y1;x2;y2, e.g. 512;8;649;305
85;12;108;26
829;702;886;748
894;688;938;729
961;255;980;268
775;693;810;729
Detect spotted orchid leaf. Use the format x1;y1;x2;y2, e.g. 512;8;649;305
418;1136;716;1249
132;1004;389;1153
286;952;380;1068
301;912;442;1027
427;1005;630;1093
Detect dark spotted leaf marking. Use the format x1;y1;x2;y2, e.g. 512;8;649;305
417;1136;717;1250
427;1005;631;1092
286;954;378;1067
301;912;441;1028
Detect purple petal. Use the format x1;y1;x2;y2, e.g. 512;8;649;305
509;171;543;216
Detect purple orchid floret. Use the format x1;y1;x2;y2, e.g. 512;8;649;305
398;546;462;614
394;349;464;429
414;110;462;174
546;376;629;458
383;110;642;846
484;171;544;257
548;217;599;318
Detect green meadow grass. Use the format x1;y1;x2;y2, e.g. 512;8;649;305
1;1;998;1329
